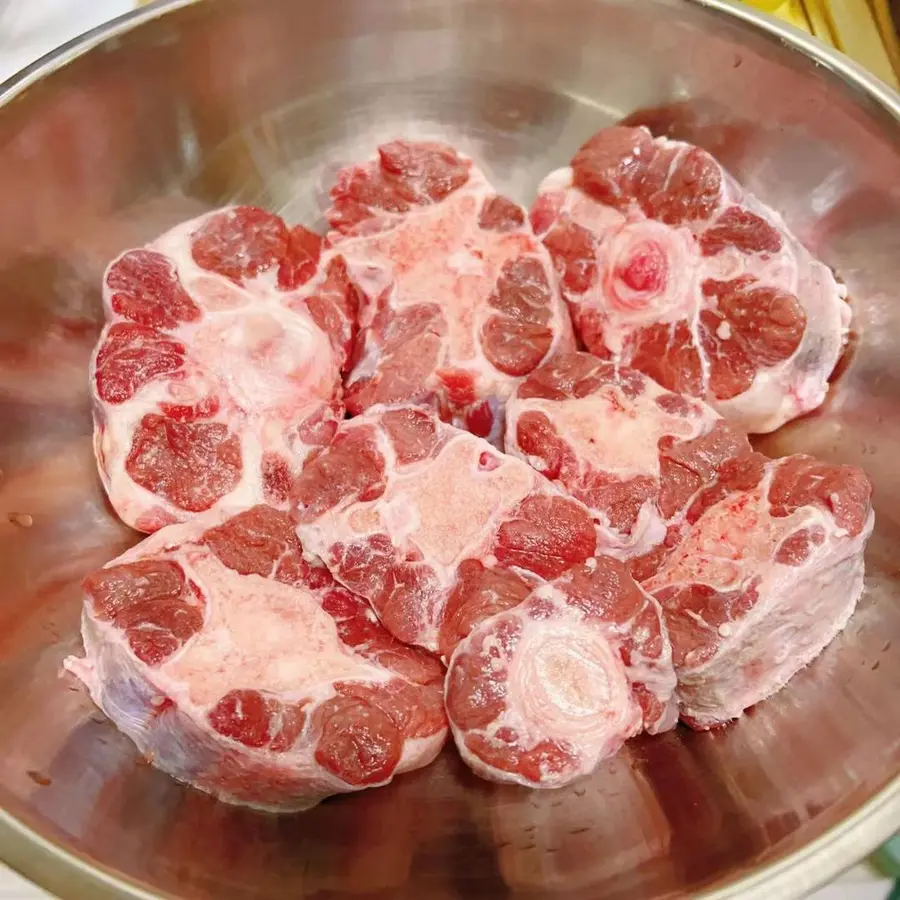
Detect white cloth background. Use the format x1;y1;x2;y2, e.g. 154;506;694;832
0;1;894;898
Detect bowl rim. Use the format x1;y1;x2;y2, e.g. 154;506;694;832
1;0;898;897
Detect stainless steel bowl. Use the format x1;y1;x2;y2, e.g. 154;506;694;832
2;1;899;897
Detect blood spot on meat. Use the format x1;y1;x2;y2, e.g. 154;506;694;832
768;456;872;536
83;559;204;666
494;494;596;579
464;400;494;438
313;693;402;785
437;368;477;407
617;242;666;293
191;206;289;284
381;406;441;465
479;195;526;231
95;323;186;404
125;414;243;513
293;427;387;523
106;250;201;329
478;451;501;472
159;394;220;423
700;207;784;256
481;316;553;376
687;452;767;524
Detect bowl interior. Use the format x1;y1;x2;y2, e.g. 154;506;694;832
1;1;900;898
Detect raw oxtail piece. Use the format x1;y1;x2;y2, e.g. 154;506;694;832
326;140;573;445
531;125;850;433
92;206;355;532
64;505;446;811
506;351;751;581
445;557;677;788
644;453;874;729
291;404;598;655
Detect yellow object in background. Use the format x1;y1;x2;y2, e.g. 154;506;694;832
741;0;899;87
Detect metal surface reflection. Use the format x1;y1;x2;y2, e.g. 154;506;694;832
1;0;899;898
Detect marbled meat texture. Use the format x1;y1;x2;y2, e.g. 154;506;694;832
92;205;356;533
446;558;677;788
292;404;599;656
531;125;850;433
327;140;573;444
64;505;446;811
643;453;874;729
506;351;751;581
